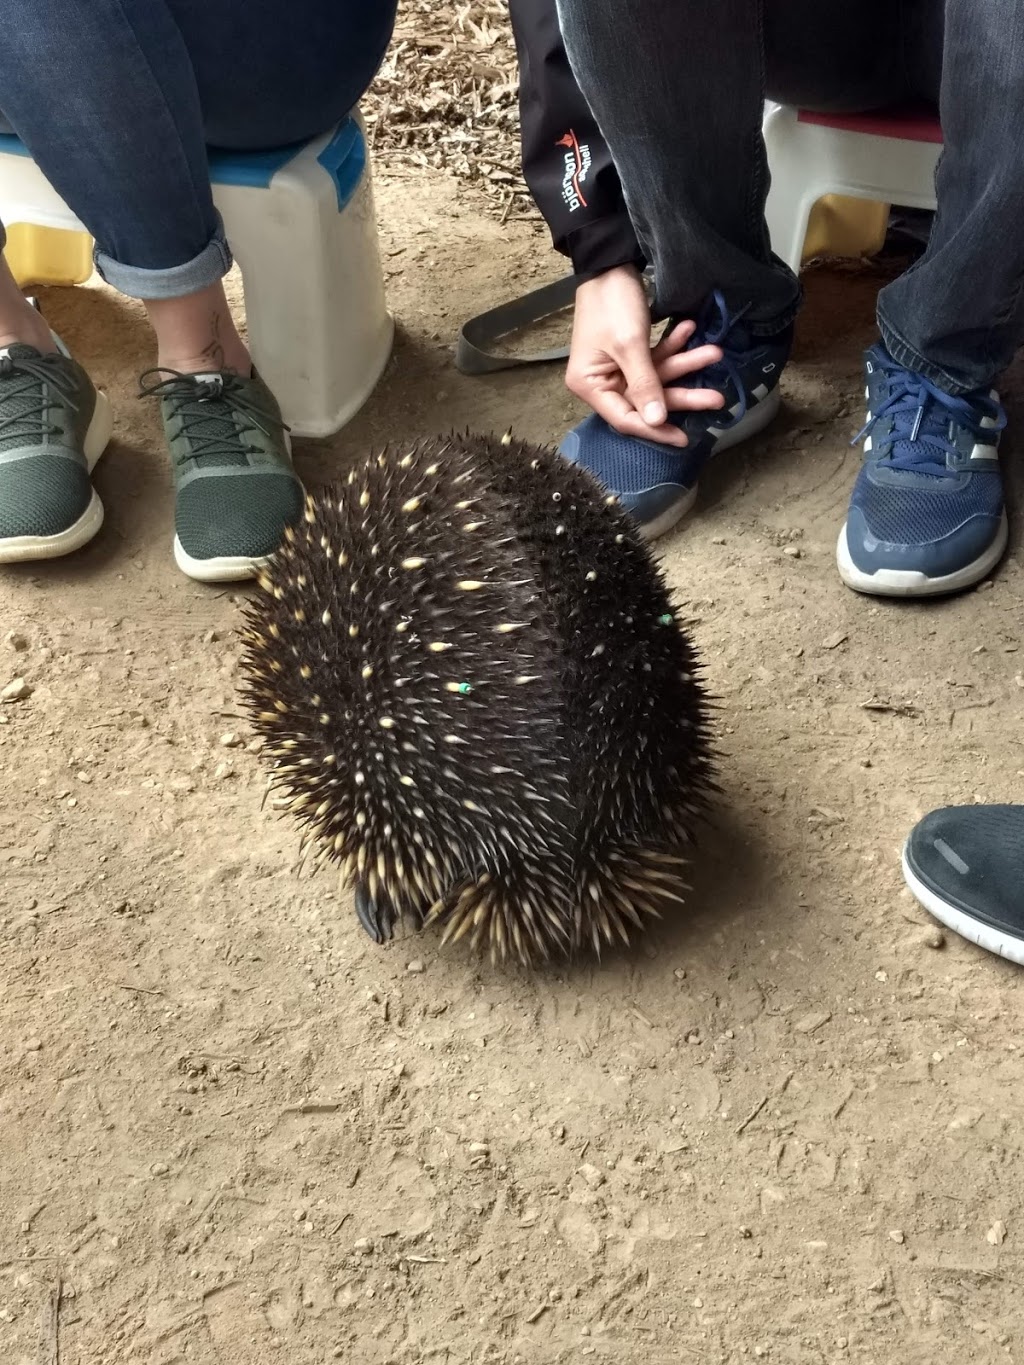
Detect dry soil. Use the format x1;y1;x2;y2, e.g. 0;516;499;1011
2;168;1023;1365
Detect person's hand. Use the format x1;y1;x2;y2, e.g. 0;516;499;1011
567;265;726;447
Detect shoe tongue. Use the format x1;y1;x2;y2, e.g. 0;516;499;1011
0;343;45;362
189;371;227;396
0;344;60;455
179;372;248;467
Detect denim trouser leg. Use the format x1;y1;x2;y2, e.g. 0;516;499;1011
0;0;395;300
555;0;947;331
555;0;801;333
557;0;1024;393
876;3;1024;393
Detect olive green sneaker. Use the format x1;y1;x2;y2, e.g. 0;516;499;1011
0;340;112;563
141;367;304;583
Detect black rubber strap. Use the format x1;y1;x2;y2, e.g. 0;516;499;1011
455;274;578;375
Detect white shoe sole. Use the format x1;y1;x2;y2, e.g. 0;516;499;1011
173;537;274;584
0;389;113;564
641;388;783;542
836;511;1008;598
902;845;1024;966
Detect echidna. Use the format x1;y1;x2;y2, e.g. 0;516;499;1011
239;432;716;966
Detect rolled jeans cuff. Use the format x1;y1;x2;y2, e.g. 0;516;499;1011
94;213;232;300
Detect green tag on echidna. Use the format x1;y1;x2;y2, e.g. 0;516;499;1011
239;432;716;967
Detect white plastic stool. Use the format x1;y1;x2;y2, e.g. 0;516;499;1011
763;103;942;272
0;117;393;438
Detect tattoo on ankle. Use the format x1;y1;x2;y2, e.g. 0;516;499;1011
200;310;226;372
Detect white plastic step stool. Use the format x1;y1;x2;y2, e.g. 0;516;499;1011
763;102;942;272
0;117;394;438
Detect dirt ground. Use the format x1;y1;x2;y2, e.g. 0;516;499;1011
2;165;1023;1365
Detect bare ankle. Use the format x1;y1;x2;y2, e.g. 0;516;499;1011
0;257;58;354
146;282;251;378
156;349;252;377
0;310;59;356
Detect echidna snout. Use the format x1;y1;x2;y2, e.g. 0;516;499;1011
239;431;716;966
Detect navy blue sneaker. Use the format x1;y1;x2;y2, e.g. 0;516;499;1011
559;291;790;540
903;805;1024;966
838;345;1007;597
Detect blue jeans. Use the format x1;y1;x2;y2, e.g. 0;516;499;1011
556;0;1024;394
0;0;396;299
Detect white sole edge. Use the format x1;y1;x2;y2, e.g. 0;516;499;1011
0;389;113;564
901;846;1024;967
641;485;699;542
642;388;783;543
173;536;273;584
836;511;1009;598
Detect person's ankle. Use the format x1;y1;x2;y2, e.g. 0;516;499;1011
156;345;252;378
145;283;252;379
0;315;59;356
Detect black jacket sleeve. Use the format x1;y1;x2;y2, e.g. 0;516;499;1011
507;0;645;279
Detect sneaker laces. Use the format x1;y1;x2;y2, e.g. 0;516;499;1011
672;289;755;431
139;368;288;467
851;349;1006;477
0;348;80;445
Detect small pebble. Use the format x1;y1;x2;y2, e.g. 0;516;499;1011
24;1038;42;1052
673;967;687;981
783;546;802;559
219;732;242;748
354;1237;374;1254
406;959;425;974
986;1220;1007;1246
888;1229;905;1244
921;926;946;949
4;631;28;651
1;677;31;702
150;1162;170;1176
577;1163;605;1190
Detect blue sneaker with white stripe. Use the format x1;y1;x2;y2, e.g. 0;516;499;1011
837;344;1007;597
559;291;790;540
